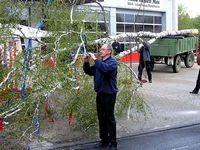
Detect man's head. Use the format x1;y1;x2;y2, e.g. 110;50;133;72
100;44;112;58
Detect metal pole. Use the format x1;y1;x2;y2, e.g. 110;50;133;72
95;1;109;36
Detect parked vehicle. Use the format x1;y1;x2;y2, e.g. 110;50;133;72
150;36;199;73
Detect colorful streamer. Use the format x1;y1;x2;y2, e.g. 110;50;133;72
44;95;54;123
0;117;3;131
27;144;31;150
3;43;7;68
68;112;73;126
33;114;40;134
21;39;32;101
76;75;80;94
47;0;52;6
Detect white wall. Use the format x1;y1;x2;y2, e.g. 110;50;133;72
92;0;178;31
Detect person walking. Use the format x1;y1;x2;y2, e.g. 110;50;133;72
138;41;152;83
190;69;200;94
112;39;122;55
190;48;200;94
82;44;118;149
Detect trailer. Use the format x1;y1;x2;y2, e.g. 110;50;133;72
150;36;199;73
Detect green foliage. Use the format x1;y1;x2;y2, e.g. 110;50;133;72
0;1;147;149
192;16;200;36
0;65;5;82
178;4;193;30
178;4;200;39
60;63;145;133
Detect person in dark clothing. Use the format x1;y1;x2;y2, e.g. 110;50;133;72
112;40;122;55
190;69;200;94
138;42;152;83
82;44;118;149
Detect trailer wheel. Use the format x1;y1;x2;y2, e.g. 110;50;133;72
184;53;194;68
164;57;168;64
173;55;181;73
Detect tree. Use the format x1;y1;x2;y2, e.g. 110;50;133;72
192;16;200;34
0;0;144;149
178;4;193;30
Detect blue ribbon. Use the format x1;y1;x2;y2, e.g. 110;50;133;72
33;114;40;134
21;39;32;101
27;144;31;150
36;17;45;31
21;0;52;100
47;0;52;6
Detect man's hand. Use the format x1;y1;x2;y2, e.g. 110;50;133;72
88;52;97;60
82;54;90;63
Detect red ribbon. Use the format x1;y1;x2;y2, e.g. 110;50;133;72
68;112;73;126
44;98;54;123
0;117;3;131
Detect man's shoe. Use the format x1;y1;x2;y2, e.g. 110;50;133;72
149;80;152;83
95;141;109;148
190;91;198;94
109;145;117;150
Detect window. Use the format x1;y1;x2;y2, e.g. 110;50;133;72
116;24;124;32
97;23;107;32
135;15;144;23
116;13;124;22
84;12;96;22
144;25;153;32
97;13;104;22
125;14;134;23
116;12;163;50
144;16;153;23
155;25;162;33
135;25;143;32
20;20;28;26
155;16;162;24
125;24;134;32
85;22;96;31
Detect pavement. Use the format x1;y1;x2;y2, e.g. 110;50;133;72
58;123;200;150
30;62;200;150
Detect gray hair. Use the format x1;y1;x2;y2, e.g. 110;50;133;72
105;44;113;51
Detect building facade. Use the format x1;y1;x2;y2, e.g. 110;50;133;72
88;0;178;34
85;0;178;49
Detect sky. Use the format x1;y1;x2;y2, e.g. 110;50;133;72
177;0;200;17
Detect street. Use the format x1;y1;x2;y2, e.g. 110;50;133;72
65;123;200;150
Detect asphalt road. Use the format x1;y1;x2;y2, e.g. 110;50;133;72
53;124;200;150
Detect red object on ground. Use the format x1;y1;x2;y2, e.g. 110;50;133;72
0;117;3;131
68;112;73;126
119;52;139;63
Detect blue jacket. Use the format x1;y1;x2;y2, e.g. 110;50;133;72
83;56;118;94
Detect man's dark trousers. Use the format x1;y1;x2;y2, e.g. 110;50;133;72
193;69;200;93
96;93;117;146
138;61;152;81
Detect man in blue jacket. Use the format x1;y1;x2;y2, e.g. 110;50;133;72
83;44;118;149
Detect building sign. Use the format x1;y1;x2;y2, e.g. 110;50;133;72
127;0;161;9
